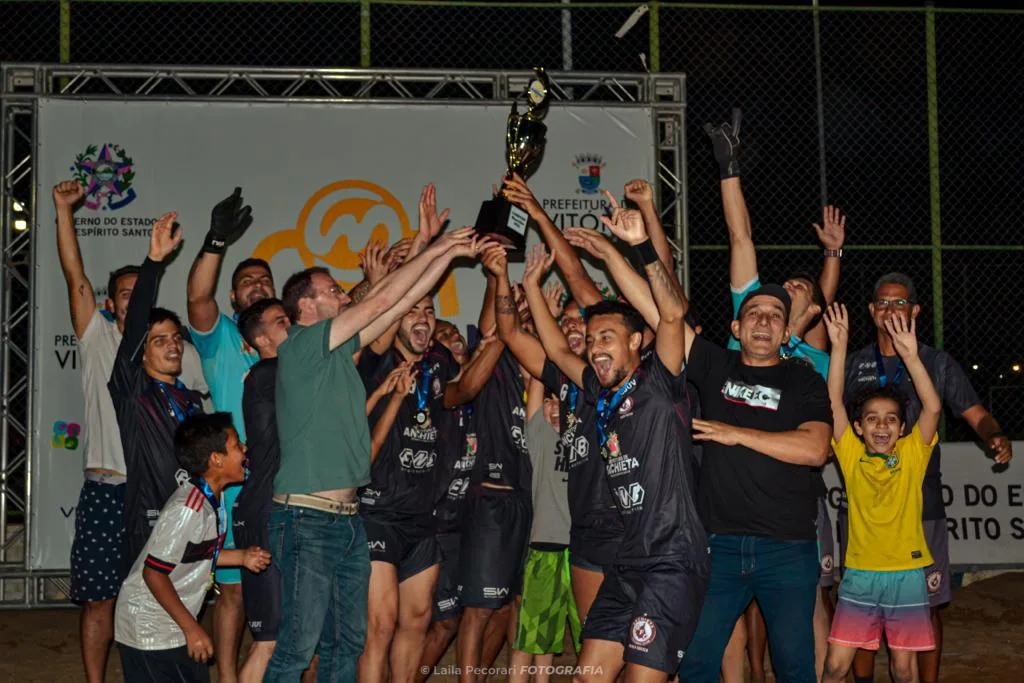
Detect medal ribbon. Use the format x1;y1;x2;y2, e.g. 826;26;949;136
416;359;434;415
874;345;905;388
154;379;200;424
596;374;637;447
193;476;223;588
566;383;579;414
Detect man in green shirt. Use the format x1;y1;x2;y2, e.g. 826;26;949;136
264;227;492;683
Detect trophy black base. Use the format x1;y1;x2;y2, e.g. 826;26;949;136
474;196;532;252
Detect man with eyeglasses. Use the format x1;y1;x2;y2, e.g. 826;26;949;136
264;228;492;683
841;271;1013;683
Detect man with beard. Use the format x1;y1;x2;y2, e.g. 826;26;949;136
233;298;292;683
109;213;206;577
841;273;1012;683
186;188;270;682
356;245;506;683
524;208;708;683
265;228;490;682
53;181;208;683
706;109;846;682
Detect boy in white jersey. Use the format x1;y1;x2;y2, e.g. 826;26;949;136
115;413;270;682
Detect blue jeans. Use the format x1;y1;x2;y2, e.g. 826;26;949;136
678;534;819;683
263;504;370;683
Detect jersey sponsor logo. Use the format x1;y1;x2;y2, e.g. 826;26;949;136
560;384;569;401
513;405;526;419
721;379;781;411
402;425;438;442
926;569;942;595
368;540;386;552
488;463;504;480
483;586;510;599
447;477;470;499
606;456;640;477
619;396;634;415
360;488;381;506
399;448;437;471
614;482;645;510
465;433;478;459
511;425;527;452
454;454;476;472
437;597;459;612
630;616;656;647
175;469;191;489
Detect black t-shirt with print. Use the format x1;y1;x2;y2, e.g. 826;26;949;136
582;351;706;565
844;343;980;520
540;359;622;536
433;404;477;534
687;335;833;540
357;344;459;527
470;348;530;491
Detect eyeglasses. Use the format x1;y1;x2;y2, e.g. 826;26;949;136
875;298;911;309
312;285;343;299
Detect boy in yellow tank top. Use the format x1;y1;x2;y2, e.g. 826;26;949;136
820;303;939;683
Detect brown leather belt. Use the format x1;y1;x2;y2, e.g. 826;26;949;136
272;493;359;516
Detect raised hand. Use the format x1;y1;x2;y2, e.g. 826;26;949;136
502;173;543;218
599;199;648;246
435;226;477;253
814;205;847;251
148;212;183;262
242;546;272;573
384;238;413;272
418;183;450;241
823;302;849;349
52;180;84;209
624;179;654;207
884;313;919;361
207;187;253;252
359;240;388;285
480;242;509;277
395;362;416;396
522;244;555;287
565;227;615;261
704;107;742;179
543;280;565;318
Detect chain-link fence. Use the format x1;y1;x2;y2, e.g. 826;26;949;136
1;0;1022;439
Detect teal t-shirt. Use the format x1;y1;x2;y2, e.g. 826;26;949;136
190;313;258;441
728;276;830;379
274;319;370;494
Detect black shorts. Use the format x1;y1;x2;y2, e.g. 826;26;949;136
569;511;624;571
816;497;835;588
363;517;440;582
432;530;463;623
582;557;710;674
241;561;281;641
458;489;531;609
118;644;209;683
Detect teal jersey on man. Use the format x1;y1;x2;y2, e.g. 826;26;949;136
190;313;258;440
728;276;830;379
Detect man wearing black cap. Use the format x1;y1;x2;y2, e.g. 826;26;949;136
677;284;833;683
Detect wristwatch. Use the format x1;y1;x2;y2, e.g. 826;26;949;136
823;248;843;258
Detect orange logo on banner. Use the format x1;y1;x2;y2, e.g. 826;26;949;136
252;180;460;316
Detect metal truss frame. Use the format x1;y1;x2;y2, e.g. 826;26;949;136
0;63;686;608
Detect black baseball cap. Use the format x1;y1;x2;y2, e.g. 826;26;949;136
738;284;792;322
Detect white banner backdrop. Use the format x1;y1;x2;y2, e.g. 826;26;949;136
32;98;658;569
823;442;1024;569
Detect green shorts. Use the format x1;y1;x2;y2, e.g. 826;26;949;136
513;546;582;655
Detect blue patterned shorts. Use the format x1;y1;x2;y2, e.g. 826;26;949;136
70;480;125;602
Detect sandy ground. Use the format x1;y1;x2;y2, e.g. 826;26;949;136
1;572;1022;682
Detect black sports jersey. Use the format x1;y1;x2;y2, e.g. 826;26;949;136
582;351;706;565
109;258;204;570
234;358;280;548
540;359;622;536
469;348;530;491
687;335;832;540
357;344;459;526
844;343;980;520
433;404;477;534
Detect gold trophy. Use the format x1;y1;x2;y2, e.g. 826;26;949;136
474;67;551;251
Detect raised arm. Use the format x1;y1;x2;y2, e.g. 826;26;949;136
805;204;847;350
522;248;587;388
493;248;547;379
526;376;545;420
186;188;253;332
601;208;688;375
365;365;404;416
52;181;96;338
624;180;675;278
349;229;487;350
886;315;941;445
371;364;414;463
706;110;756;290
823;303;851;436
443;329;504;409
503;173;602;307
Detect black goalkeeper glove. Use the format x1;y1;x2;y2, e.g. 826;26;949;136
202;187;253;255
703;108;742;180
